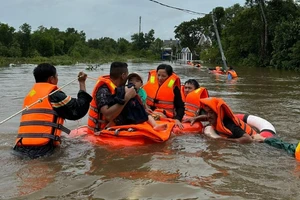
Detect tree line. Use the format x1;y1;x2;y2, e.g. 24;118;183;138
175;0;300;70
0;0;299;70
0;23;163;64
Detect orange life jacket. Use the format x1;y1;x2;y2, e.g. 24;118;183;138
87;75;116;134
184;87;209;117
180;85;186;102
200;97;257;138
16;83;70;147
295;142;300;161
226;70;238;78
143;70;181;118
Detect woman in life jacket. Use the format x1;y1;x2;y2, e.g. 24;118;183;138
190;97;255;143
143;64;185;129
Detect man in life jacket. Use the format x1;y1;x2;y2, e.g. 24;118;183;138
226;66;238;80
191;97;255;143
253;134;300;161
13;63;92;159
88;62;166;134
180;79;209;121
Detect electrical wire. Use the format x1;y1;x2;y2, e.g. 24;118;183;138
149;0;207;16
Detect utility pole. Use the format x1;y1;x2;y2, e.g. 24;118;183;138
211;11;228;70
139;16;142;35
138;16;142;42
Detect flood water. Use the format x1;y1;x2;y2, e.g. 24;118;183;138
0;62;300;199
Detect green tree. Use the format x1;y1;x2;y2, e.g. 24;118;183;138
131;29;156;51
63;28;86;54
69;41;89;58
150;38;163;56
271;18;300;70
17;23;32;57
98;37;117;55
117;38;130;55
131;32;145;50
31;27;55;57
174;19;204;52
8;40;22;57
0;23;15;47
222;7;262;66
144;29;155;49
87;38;101;49
0;42;9;56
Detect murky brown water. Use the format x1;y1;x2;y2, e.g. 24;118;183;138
1;62;300;200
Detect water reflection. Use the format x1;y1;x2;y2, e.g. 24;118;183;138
16;159;61;197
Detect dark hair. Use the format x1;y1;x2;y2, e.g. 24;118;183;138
33;63;57;83
229;66;234;70
110;62;128;79
184;79;200;89
156;64;173;76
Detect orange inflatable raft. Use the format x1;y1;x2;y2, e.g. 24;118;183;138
70;120;203;147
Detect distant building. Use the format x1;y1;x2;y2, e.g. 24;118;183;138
161;47;172;60
176;47;192;64
163;39;179;48
161;39;180;61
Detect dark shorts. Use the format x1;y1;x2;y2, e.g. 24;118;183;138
12;142;56;159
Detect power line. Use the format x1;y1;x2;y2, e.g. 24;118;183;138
148;0;228;70
149;0;207;16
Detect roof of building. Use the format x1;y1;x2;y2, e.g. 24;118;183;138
163;39;180;47
181;47;191;53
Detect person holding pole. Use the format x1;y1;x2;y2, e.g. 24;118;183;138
13;63;92;159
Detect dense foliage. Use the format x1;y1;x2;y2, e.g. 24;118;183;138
174;0;300;70
0;23;163;66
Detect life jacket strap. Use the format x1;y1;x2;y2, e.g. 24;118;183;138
19;121;71;134
17;133;61;142
21;108;58;116
147;97;173;105
104;127;136;136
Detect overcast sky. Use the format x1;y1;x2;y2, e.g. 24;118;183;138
0;0;245;41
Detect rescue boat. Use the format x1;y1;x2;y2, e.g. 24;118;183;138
70;120;204;147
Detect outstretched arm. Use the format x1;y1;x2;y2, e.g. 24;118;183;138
183;115;208;125
223;117;253;144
